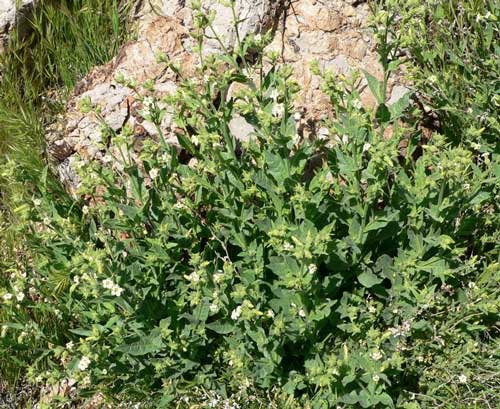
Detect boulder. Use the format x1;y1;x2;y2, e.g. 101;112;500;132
46;0;407;195
0;0;36;52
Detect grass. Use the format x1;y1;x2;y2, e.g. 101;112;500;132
0;0;132;393
0;0;132;208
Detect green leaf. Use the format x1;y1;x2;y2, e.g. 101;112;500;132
116;334;165;356
377;393;394;407
364;216;395;233
376;103;391;123
363;70;384;104
268;256;300;279
358;271;382;288
193;300;210;323
264;151;290;185
389;91;411;120
69;328;92;337
206;321;234;334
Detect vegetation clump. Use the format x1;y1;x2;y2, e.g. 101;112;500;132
0;1;499;408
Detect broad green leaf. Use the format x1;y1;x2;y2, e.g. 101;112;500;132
69;328;92;337
206;321;234;334
376;103;391;123
358;271;382;288
116;334;165;356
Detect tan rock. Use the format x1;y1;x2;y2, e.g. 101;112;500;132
46;0;407;194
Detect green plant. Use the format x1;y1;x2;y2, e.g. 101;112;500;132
378;0;500;150
0;0;131;397
0;0;132;221
1;1;499;408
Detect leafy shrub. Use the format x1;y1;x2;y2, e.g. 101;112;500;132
379;0;500;149
1;1;499;408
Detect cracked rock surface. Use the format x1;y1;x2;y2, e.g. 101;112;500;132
46;0;408;194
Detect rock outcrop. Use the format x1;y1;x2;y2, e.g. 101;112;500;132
46;0;408;195
0;0;36;51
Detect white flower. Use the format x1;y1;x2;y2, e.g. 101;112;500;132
213;272;224;283
317;127;329;141
368;305;377;313
293;112;302;121
231;305;242;321
173;201;185;210
362;142;372;153
272;103;285;118
266;309;275;318
2;293;13;301
209;303;219;313
102;154;113;164
148;168;159;179
102;279;114;289
372;374;380;383
33;198;42;207
82;205;89;215
283;242;294;251
352;98;362;110
73;275;80;285
269;89;280;101
186;271;200;283
389;327;403;337
143;96;154;107
254;34;262;43
66;341;74;350
111;284;124;297
463;183;471;191
208;397;220;408
468;282;476;289
342;134;349;145
43;217;51;225
402;320;411;332
15;292;24;302
298;309;306;318
458;374;468;384
371;351;383;361
191;135;199;146
307;264;317;274
78;356;91;371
